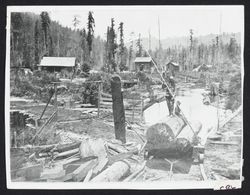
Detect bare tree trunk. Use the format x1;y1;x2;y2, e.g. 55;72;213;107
111;75;126;143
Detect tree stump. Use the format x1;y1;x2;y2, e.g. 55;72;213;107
111;75;126;143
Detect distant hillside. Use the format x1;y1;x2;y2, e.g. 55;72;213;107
127;32;241;51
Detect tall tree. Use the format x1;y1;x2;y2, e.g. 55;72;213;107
136;33;142;57
34;20;40;67
73;15;80;30
118;22;127;71
87;11;95;55
40;12;51;56
189;29;194;70
80;28;88;63
106;18;118;72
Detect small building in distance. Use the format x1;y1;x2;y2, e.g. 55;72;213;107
134;57;155;73
192;64;213;72
38;57;76;72
163;61;179;76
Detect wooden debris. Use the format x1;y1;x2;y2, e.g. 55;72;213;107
108;151;134;165
54;148;79;160
107;142;128;153
131;169;145;182
91;161;130;182
123;161;146;182
72;159;98;181
208;141;238;146
79;138;107;160
83;169;93;182
92;157;109;175
199;164;207;180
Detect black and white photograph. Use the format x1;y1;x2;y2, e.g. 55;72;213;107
5;5;244;189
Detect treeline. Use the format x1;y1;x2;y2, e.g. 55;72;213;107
10;12;241;75
10;12;105;71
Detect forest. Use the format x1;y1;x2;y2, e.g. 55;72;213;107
10;11;242;111
10;11;241;73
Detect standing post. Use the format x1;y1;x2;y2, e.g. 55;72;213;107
111;75;126;143
54;83;58;121
98;82;102;118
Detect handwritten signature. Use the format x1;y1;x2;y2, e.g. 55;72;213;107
220;185;236;190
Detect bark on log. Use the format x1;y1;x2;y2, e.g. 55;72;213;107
91;161;130;182
145;122;193;159
111;75;126;143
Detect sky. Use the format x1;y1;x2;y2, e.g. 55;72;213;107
8;6;244;42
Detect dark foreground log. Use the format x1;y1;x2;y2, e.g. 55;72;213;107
145;122;193;159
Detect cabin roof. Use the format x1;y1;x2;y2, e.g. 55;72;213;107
39;57;76;67
134;57;153;63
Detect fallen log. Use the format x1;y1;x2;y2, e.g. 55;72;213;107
53;141;81;153
91;161;130;182
145;122;193;159
72;159;98;181
54;148;79;160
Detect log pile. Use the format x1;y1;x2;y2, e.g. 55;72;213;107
11;138;144;182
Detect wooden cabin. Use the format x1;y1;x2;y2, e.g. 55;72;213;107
134;57;155;73
164;62;179;76
38;57;76;72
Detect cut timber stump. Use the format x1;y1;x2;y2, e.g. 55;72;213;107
91;161;130;182
111;75;126;143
